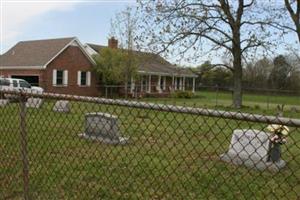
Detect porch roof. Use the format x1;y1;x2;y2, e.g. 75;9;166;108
87;43;197;77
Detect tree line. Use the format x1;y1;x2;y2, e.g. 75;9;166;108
194;54;300;91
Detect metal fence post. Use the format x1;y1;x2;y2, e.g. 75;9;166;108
215;85;219;107
19;92;30;200
267;92;270;110
105;85;108;98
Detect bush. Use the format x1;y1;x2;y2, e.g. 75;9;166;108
171;91;194;99
254;104;261;110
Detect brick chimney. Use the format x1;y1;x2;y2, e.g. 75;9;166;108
108;37;118;49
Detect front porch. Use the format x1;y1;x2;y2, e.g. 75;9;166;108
129;74;197;97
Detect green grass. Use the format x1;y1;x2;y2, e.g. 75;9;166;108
1;92;300;199
143;91;300;118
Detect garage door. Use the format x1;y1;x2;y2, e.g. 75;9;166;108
11;75;39;86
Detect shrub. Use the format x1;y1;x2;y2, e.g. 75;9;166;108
171;91;194;99
254;104;261;110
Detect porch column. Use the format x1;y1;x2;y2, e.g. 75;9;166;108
140;76;143;92
179;77;182;90
157;75;162;93
148;74;151;93
163;76;166;90
174;77;177;90
183;76;186;91
172;76;175;91
130;76;135;93
192;77;196;93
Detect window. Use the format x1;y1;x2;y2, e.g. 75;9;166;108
81;71;87;86
77;71;91;86
19;80;31;88
53;69;68;86
13;80;18;87
0;79;10;86
56;70;63;85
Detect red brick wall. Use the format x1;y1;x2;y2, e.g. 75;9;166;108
45;46;100;96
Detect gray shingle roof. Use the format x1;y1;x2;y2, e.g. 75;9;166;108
87;43;196;77
0;37;75;67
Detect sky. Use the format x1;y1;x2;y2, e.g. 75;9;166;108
0;0;299;66
0;0;136;54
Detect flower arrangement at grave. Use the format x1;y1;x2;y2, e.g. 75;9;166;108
267;124;289;144
266;124;290;162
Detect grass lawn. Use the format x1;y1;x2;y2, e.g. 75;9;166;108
0;91;300;199
143;91;300;118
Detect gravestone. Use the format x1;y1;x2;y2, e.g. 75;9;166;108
26;98;43;108
53;100;70;113
220;129;286;172
0;99;9;107
79;112;129;145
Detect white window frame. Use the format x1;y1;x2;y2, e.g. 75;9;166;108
53;69;68;87
77;71;91;87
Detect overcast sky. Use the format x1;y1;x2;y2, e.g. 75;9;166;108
0;0;299;66
0;0;136;54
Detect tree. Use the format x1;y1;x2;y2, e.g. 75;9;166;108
137;0;274;108
284;0;300;43
110;7;139;50
268;1;299;45
194;61;232;87
269;55;292;89
243;58;273;89
194;61;214;77
110;6;139;97
93;48;138;92
285;53;300;90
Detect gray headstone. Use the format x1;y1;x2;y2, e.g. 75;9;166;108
53;100;70;113
79;112;129;145
0;99;9;107
26;98;43;108
220;129;286;172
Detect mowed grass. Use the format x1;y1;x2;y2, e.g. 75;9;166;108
0;92;300;199
143;90;300;118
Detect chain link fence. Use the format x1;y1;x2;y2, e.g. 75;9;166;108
195;85;300;110
1;90;300;199
94;84;300;113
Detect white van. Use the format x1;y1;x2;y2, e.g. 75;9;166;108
0;78;44;98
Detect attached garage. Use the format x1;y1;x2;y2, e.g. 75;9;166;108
11;75;39;86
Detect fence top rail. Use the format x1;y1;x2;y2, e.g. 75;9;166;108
1;89;300;127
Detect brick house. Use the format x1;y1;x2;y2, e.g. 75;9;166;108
0;37;197;97
0;37;100;96
85;37;197;96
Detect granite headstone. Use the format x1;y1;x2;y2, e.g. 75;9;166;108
79;112;129;144
53;100;70;113
220;129;286;172
0;99;9;107
26;98;43;108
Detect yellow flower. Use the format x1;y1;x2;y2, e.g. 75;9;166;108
266;124;289;136
281;126;289;136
